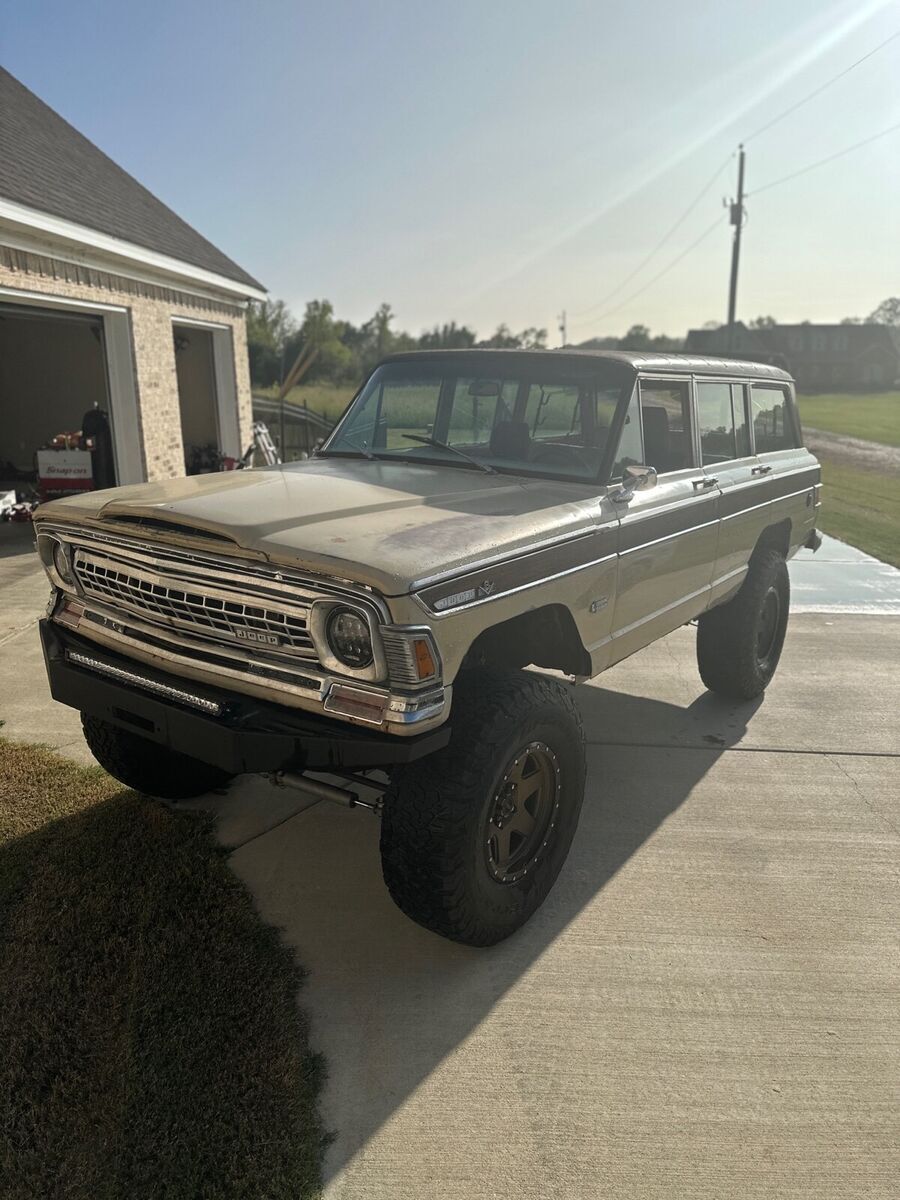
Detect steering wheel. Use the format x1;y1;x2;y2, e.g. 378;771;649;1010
531;444;591;472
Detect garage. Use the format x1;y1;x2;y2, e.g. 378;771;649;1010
1;66;265;517
0;302;119;523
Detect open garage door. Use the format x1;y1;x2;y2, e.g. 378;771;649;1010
0;302;118;516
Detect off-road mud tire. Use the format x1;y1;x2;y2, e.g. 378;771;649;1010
81;714;233;799
696;547;790;701
380;670;586;946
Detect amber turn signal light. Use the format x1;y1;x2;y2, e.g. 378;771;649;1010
413;638;437;679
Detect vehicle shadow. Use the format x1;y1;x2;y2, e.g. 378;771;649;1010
229;681;764;1183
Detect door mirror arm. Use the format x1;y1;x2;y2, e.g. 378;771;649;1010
610;464;657;504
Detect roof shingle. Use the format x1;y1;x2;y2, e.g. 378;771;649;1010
0;68;264;292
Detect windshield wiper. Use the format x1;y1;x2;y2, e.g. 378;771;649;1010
402;434;496;474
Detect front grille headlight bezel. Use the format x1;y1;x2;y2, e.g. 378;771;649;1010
308;598;387;683
37;533;79;593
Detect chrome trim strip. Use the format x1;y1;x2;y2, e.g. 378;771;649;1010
710;565;749;589
617;489;717;529
409;521;613;593
720;485;812;522
619;519;718;556
611;582;711;640
418;552;617;616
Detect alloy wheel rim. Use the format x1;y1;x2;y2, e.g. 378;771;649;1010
485;742;560;884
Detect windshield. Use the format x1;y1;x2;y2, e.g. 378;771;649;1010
320;358;634;484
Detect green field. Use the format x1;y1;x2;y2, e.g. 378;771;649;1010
797;392;900;447
255;382;356;424
817;460;900;568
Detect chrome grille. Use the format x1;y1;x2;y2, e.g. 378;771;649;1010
73;547;315;655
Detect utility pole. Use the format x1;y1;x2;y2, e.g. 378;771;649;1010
726;144;746;341
558;310;567;347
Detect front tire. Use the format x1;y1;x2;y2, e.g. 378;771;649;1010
380;670;586;946
696;547;790;700
81;715;233;799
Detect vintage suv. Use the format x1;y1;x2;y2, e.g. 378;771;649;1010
34;350;821;945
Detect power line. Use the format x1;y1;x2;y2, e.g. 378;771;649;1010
571;155;732;320
749;119;900;195
743;28;900;144
571;215;726;332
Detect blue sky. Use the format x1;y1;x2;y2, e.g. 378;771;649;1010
2;0;898;341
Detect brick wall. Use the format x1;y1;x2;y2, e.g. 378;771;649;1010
0;244;254;481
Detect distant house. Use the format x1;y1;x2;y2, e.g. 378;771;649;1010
685;322;900;392
0;68;266;488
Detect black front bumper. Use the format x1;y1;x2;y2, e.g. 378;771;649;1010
41;620;450;774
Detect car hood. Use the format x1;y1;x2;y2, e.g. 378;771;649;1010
39;458;603;595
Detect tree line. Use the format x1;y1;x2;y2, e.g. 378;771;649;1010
247;295;900;390
247;299;550;388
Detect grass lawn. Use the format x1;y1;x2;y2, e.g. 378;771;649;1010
797;392;900;447
0;739;326;1200
818;459;900;567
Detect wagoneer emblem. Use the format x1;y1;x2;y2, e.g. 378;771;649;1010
234;628;282;646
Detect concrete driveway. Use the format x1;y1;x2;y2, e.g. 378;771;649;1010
2;528;898;1198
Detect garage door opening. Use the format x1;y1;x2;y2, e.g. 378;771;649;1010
0;303;117;524
173;324;222;474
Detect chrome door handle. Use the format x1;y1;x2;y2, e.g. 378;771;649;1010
693;477;718;490
751;464;773;476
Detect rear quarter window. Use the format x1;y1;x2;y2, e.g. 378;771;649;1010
750;385;799;453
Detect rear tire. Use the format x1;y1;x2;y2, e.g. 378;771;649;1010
696;547;790;700
81;715;233;799
380;670;586;946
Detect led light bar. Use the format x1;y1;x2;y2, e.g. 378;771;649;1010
66;651;223;716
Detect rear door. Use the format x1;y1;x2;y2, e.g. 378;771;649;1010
609;377;718;664
696;378;762;603
748;381;820;551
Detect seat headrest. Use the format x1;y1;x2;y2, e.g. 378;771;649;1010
490;420;531;461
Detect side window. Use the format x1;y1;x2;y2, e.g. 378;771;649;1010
751;385;798;453
638;380;692;473
610;389;642;479
696;382;736;464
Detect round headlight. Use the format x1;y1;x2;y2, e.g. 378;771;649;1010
52;541;75;586
325;607;373;669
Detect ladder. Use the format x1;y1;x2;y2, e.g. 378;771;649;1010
251;421;281;466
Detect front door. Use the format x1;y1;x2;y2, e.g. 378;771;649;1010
609;377;718;664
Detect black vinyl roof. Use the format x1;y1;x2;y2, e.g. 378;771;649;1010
380;348;794;381
0;68;264;293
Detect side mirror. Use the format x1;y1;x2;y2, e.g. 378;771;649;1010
610;464;657;503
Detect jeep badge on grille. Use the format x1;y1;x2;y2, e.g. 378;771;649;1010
234;628;282;646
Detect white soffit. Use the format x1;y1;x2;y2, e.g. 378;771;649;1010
0;197;267;304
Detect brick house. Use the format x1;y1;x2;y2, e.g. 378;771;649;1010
685;322;900;391
0;67;266;489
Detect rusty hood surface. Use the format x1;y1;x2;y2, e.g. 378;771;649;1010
37;458;603;595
